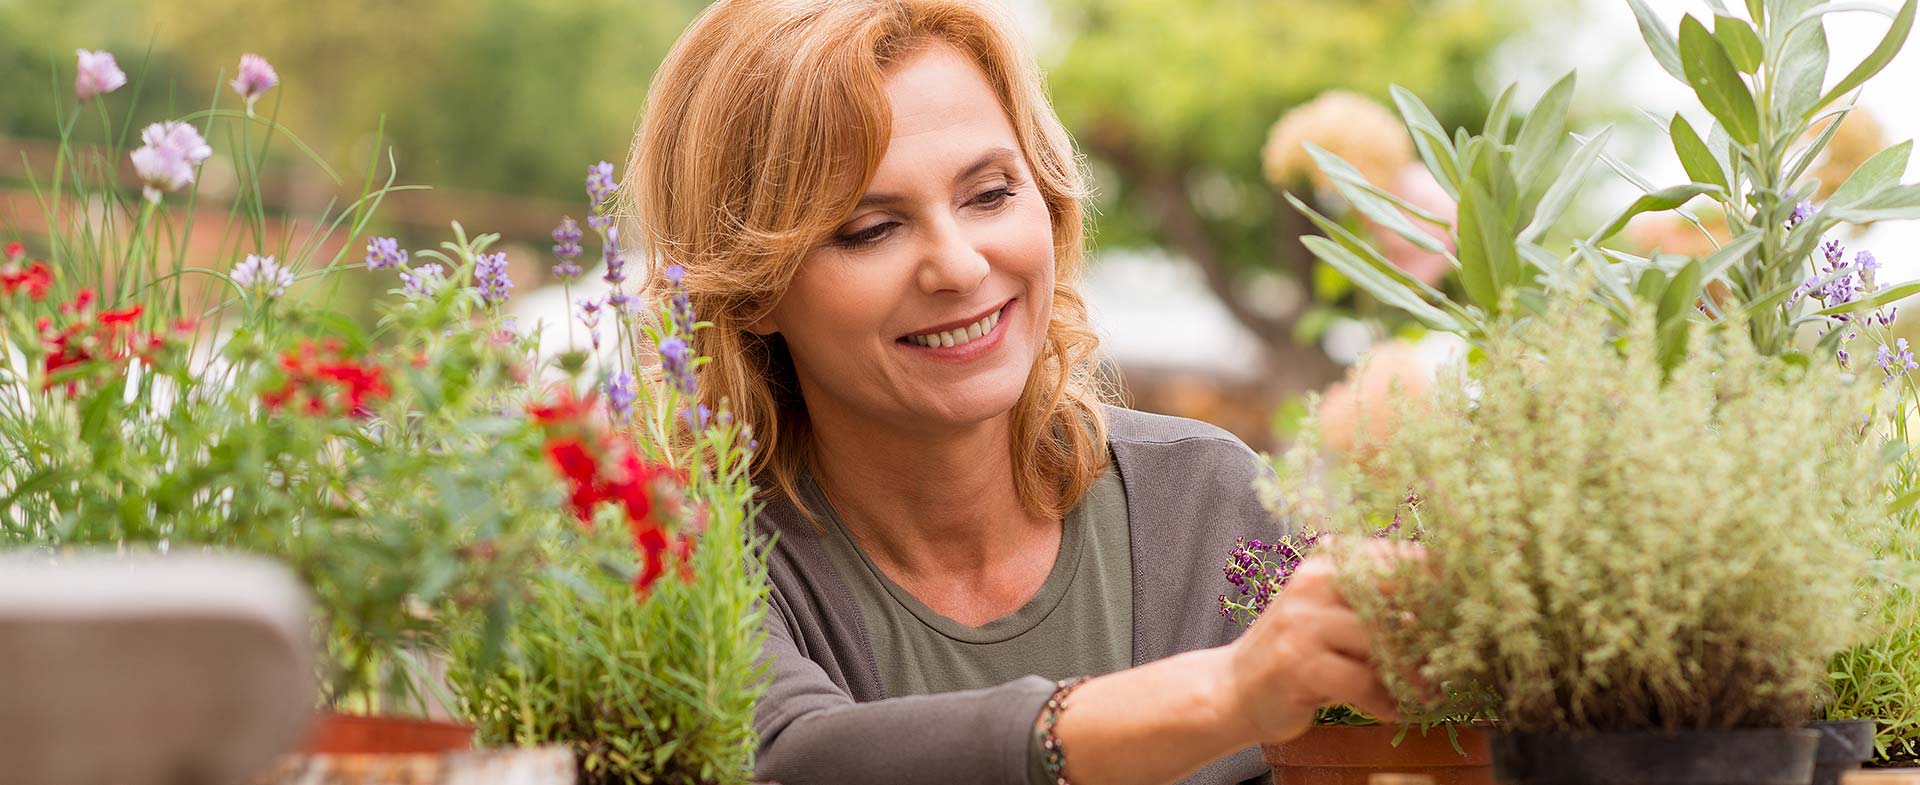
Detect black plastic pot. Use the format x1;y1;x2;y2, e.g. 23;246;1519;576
1809;720;1877;785
1491;728;1821;785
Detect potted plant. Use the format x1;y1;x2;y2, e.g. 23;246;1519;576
0;49;628;756
1275;0;1920;772
1271;291;1896;785
442;166;771;785
1221;520;1498;785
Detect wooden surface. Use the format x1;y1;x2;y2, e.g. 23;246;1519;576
256;746;575;785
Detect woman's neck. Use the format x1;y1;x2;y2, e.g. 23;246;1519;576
806;402;1051;581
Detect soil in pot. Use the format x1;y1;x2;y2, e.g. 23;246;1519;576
299;711;475;755
1263;723;1496;785
1812;720;1879;785
1491;728;1820;785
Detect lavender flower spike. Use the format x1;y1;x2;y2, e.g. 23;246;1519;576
658;335;696;396
475;251;513;305
365;236;407;270
666;264;696;335
551;217;584;280
602;225;625;285
400;263;447;299
231;254;293;299
130;121;214;202
586;161;617;205
75;50;127;102
605;371;637;419
229;54;279;116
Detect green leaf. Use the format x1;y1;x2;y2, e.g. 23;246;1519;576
1830;184;1920;223
1814;0;1916;116
1485;84;1519;144
1302;143;1450;255
1748;0;1769;23
1285;192;1457;305
1657;259;1705;325
1830;140;1913;209
1679;15;1762;145
1670;115;1728;191
1812;280;1920;316
1458;181;1521;312
1298;235;1463;333
1786;107;1854;186
1520;125;1614;243
1628;0;1689;81
1777;14;1831;120
1698;233;1765;282
1715;14;1766;72
1593;184;1723;242
1391;85;1462;201
1514;73;1577;192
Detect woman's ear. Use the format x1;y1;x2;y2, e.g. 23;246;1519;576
745;313;780;337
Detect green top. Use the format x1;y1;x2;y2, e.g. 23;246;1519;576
815;467;1134;783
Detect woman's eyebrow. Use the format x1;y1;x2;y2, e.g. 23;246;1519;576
855;146;1020;208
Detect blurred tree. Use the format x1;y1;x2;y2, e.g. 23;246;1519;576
1046;0;1529;390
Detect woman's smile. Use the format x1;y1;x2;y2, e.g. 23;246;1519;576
896;298;1015;362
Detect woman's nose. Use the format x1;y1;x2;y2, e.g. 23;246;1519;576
914;213;989;296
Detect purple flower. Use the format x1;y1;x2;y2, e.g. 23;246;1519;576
400;263;447;298
684;403;712;431
551;218;584;280
577;297;605;350
602;226;624;285
1823;239;1846;265
229;54;278;116
1821;271;1859;308
608;291;642;317
1788;200;1815;229
75;49;127;102
658;335;695;396
605;371;637;419
1878;339;1918;384
130;121;213;202
665;264;696;335
586;161;616;205
475;251;513;305
365;236;407;270
587;214;611;232
231;254;293;299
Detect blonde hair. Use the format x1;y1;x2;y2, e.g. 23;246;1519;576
622;0;1111;521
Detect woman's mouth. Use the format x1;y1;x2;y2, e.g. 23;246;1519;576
897;299;1013;354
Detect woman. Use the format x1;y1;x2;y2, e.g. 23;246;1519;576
620;2;1398;783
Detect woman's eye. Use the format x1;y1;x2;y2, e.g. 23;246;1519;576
835;222;896;250
973;187;1015;208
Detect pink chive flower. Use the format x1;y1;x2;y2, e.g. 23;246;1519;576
229;54;279;116
231;254;293;299
75;49;128;102
129;121;213;203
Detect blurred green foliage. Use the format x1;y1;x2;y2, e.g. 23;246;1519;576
0;0;705;199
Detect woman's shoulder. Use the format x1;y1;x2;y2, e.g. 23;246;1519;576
1101;405;1265;472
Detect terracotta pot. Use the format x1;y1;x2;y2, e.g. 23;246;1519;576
298;711;475;755
1263;723;1496;785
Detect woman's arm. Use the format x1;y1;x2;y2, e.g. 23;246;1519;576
1048;553;1397;785
755;552;1393;785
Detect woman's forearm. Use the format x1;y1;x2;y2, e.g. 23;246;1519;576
1044;645;1282;785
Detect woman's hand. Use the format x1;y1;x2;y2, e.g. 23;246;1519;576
1220;548;1400;743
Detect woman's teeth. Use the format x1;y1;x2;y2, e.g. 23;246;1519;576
908;309;1000;348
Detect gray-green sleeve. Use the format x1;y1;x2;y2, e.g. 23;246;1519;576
753;591;1057;785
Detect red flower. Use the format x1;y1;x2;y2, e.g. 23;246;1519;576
4;241;22;261
530;389;596;425
98;304;142;327
2;261;52;301
633;525;669;595
260;340;390;417
543;436;603;523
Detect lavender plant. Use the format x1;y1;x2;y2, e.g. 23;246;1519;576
444;171;769;785
1274;292;1894;734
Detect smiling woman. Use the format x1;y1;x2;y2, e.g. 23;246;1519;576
618;2;1405;784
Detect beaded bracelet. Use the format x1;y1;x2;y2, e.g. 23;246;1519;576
1039;676;1089;785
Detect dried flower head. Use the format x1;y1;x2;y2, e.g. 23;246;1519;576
1263;90;1412;192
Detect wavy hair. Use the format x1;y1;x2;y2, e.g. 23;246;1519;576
622;0;1111;521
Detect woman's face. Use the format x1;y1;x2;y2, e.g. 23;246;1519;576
756;42;1056;434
